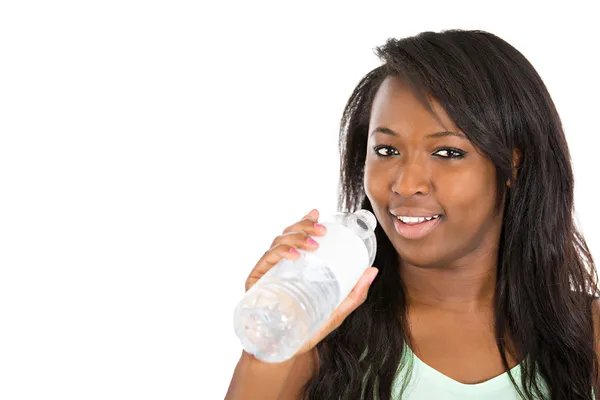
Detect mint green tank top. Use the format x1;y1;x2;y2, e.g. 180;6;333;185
384;346;548;400
364;344;593;399
390;344;546;399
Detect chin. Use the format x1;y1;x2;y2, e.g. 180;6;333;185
391;243;448;269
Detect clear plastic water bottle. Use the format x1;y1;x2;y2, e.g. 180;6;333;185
233;209;377;363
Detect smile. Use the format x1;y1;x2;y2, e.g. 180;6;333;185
392;214;442;239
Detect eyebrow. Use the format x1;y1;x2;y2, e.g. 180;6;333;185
369;126;467;140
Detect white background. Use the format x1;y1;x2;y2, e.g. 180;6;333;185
0;1;598;399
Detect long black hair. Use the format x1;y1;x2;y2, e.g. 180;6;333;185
302;29;599;399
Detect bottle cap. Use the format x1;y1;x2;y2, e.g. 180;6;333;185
354;209;377;231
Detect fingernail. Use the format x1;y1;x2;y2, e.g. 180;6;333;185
314;223;325;230
306;237;318;246
289;248;300;255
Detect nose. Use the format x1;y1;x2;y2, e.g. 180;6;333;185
391;158;431;197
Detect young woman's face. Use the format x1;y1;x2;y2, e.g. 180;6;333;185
364;76;504;268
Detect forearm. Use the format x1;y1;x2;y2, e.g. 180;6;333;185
225;351;298;400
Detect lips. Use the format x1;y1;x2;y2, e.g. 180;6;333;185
392;213;442;239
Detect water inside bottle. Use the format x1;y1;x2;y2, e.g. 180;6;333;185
234;254;341;362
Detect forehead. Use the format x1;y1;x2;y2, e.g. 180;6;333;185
369;76;457;133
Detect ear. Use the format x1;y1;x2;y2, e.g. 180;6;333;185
506;148;522;188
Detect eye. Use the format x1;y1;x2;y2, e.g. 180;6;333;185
373;145;399;157
434;148;466;159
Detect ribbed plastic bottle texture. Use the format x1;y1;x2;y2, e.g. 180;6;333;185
233;209;377;363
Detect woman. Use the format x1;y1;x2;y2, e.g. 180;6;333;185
226;29;599;399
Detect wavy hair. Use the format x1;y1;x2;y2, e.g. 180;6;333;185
302;29;599;400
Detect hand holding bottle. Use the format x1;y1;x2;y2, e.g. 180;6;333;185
238;209;379;362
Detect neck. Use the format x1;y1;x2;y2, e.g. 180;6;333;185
400;248;498;314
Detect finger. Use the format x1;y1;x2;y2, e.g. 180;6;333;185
270;231;321;250
256;244;300;273
282;218;326;235
302;209;319;221
245;244;301;291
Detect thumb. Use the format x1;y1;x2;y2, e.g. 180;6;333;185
329;267;379;329
296;268;379;355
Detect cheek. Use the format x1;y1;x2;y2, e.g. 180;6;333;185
364;162;388;202
439;167;497;224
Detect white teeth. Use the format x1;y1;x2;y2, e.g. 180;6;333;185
397;214;440;224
